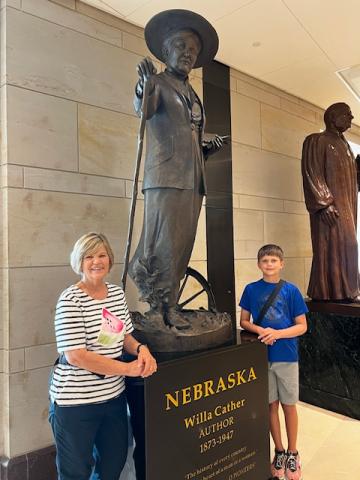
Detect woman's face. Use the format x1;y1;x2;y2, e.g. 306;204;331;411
81;245;110;283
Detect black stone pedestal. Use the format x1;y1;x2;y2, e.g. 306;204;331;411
126;334;270;480
299;300;360;419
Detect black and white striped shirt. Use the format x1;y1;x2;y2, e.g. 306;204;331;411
49;283;133;406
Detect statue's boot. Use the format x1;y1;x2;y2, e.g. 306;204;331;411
166;308;191;330
144;309;167;330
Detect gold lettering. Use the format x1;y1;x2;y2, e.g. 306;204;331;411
165;367;258;410
248;367;257;381
236;369;247;384
204;380;214;397
193;383;203;401
182;387;192;405
227;372;236;389
184;416;195;428
165;391;179;410
216;376;226;393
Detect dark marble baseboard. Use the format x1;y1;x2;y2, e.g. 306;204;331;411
300;385;360;420
306;299;360;317
0;445;56;480
299;303;360;420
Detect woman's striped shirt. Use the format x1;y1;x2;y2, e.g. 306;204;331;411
49;283;133;406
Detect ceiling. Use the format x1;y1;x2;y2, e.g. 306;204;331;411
82;0;360;123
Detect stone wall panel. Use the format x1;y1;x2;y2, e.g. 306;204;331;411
7;86;78;170
281;256;306;295
264;211;312;258
239;194;283;213
231;92;261;148
232;142;302;201
261;103;315;159
25;344;57;370
6;8;139;115
9;368;53;457
24;167;126;197
78;103;139;180
235;77;280;108
8;266;75;348
7;189;131;267
22;0;121;47
233;209;264;260
190;207;207;262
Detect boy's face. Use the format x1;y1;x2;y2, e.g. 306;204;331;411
257;255;283;279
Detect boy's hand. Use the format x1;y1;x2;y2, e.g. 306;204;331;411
258;327;280;345
256;326;265;336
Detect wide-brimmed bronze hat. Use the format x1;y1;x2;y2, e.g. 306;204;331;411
144;9;219;68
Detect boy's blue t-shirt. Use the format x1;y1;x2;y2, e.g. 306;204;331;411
239;279;308;362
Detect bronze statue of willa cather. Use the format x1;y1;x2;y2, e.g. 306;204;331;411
129;10;225;330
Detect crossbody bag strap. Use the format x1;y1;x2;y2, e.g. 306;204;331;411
255;279;285;326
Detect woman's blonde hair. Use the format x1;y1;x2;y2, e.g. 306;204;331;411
70;232;114;275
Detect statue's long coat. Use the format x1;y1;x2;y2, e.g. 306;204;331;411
129;71;206;307
302;130;360;300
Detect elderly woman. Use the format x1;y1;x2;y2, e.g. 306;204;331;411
49;232;157;480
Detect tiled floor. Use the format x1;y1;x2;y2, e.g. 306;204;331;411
270;401;360;479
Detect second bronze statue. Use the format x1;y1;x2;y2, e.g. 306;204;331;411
302;102;360;302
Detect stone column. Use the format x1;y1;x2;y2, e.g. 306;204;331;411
1;0;9;465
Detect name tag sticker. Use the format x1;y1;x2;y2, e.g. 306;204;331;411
97;307;125;347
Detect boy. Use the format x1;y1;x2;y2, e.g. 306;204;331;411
239;244;307;480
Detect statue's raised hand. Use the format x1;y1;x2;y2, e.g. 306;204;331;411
136;57;157;96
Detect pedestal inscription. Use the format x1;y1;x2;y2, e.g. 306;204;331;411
144;342;269;480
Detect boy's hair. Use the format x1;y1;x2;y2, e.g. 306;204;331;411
257;244;284;261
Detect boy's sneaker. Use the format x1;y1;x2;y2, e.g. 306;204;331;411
270;450;287;479
285;451;302;480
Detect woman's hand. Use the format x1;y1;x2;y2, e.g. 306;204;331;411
123;334;157;378
64;349;144;377
126;359;145;377
137;345;157;378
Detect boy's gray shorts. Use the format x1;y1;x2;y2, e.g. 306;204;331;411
268;362;299;405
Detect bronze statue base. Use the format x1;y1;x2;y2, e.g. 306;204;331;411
309;296;360;304
130;310;233;354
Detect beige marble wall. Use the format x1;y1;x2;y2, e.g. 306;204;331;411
231;68;360;324
0;1;7;457
2;0;360;461
0;0;207;458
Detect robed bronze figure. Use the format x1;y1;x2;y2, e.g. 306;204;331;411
302;102;360;301
128;10;225;330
